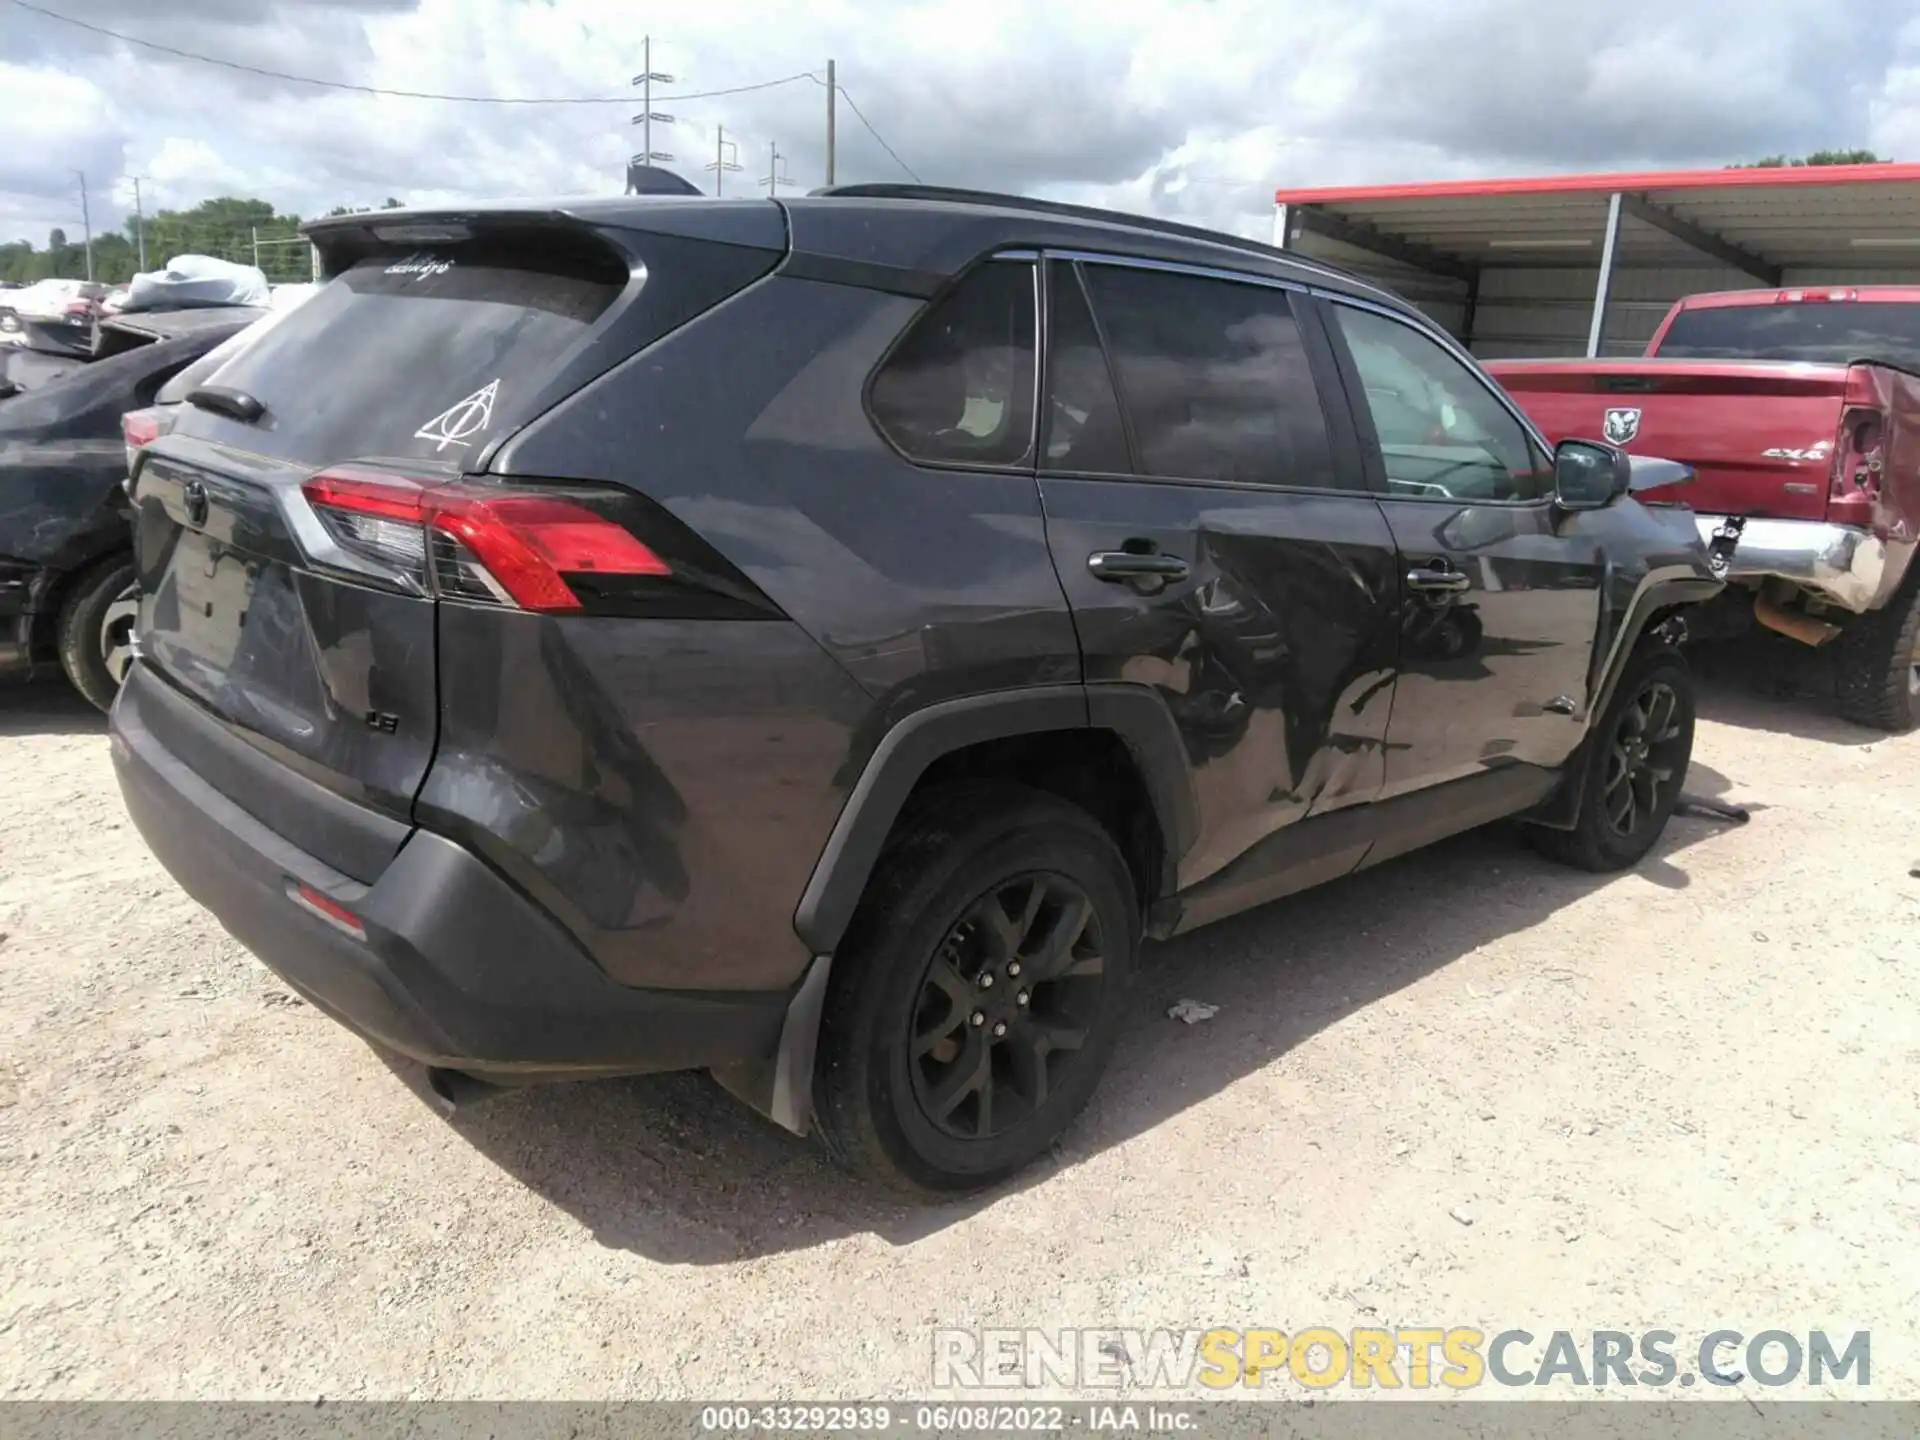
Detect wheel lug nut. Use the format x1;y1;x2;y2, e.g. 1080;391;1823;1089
970;1011;985;1027
1017;990;1030;1006
992;1021;1008;1037
979;973;994;989
1006;961;1021;977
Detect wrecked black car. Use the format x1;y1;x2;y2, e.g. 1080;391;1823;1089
1;306;265;710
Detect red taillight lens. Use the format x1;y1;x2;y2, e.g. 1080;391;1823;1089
123;410;162;450
432;494;670;612
122;407;165;475
1830;405;1887;525
300;468;671;612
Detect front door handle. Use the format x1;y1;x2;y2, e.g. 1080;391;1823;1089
1405;566;1471;595
1088;551;1190;587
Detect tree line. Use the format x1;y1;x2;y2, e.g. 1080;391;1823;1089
2;195;404;288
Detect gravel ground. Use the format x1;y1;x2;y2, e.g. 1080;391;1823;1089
1;641;1916;1404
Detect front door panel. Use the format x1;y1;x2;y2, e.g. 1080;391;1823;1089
1377;498;1601;795
1317;296;1606;798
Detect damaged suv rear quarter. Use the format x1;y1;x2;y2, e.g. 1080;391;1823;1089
112;190;1721;1197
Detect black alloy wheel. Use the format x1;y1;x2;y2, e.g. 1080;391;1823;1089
908;873;1108;1141
1601;679;1687;841
1527;646;1696;873
812;782;1137;1196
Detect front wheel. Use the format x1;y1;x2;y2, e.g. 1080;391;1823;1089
812;783;1137;1196
1530;648;1695;872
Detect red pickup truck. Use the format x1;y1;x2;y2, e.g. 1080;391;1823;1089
1486;286;1920;731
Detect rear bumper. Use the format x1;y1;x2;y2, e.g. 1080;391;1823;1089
1692;513;1911;614
109;663;790;1081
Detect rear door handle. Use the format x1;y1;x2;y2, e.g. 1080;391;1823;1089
1088;551;1190;591
1405;566;1471;595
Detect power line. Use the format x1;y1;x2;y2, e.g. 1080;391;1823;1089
825;79;921;183
4;0;814;105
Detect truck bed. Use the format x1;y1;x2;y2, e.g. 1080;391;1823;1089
1484;356;1856;521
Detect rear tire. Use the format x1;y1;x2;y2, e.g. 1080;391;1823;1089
56;556;136;714
1530;647;1695;873
812;782;1137;1197
1835;571;1920;732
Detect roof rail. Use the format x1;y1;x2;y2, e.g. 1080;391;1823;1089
808;183;1380;292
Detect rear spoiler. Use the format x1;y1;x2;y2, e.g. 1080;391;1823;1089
300;202;785;278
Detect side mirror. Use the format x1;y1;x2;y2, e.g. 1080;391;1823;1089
1554;438;1631;510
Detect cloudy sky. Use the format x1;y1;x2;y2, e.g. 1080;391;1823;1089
4;0;1919;250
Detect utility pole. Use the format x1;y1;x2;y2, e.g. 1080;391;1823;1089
629;37;675;188
251;226;261;272
131;177;148;270
825;59;837;186
75;170;94;283
706;126;741;196
761;141;790;196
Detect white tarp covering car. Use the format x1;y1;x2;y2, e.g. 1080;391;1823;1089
122;255;271;313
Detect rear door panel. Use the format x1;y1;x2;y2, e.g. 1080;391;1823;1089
1042;479;1400;888
1037;258;1400;892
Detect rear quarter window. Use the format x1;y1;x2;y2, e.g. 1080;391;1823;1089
188;235;628;465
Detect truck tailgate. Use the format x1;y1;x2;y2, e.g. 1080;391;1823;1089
1486;359;1850;521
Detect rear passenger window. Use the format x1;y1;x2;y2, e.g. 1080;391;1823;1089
870;259;1037;467
1079;263;1338;489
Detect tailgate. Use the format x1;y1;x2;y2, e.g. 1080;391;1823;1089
1488;360;1850;521
132;438;439;880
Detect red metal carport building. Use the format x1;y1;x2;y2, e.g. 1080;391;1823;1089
1271;163;1920;359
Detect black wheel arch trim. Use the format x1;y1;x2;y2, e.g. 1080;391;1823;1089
1587;571;1718;724
792;683;1199;956
1530;572;1714;831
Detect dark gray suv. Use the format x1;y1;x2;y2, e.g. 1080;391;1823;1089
110;186;1720;1194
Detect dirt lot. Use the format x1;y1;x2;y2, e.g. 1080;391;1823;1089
1;642;1916;1404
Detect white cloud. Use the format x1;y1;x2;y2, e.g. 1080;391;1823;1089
0;0;1909;251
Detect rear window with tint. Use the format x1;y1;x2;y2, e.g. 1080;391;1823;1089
1659;301;1920;370
191;236;626;464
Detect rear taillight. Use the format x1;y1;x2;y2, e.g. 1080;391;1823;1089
122;407;168;483
1829;405;1886;526
301;467;676;614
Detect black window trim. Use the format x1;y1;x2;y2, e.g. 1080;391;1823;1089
860;250;1043;476
1034;257;1140;481
1312;289;1558;509
1038;248;1376;499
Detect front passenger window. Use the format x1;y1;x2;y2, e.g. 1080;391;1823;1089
1332;304;1552;502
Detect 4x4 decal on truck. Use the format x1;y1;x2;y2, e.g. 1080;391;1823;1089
413;379;499;451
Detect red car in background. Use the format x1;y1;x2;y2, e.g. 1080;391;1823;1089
1487;287;1920;730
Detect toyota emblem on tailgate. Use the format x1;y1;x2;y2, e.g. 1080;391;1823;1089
1603;407;1642;445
